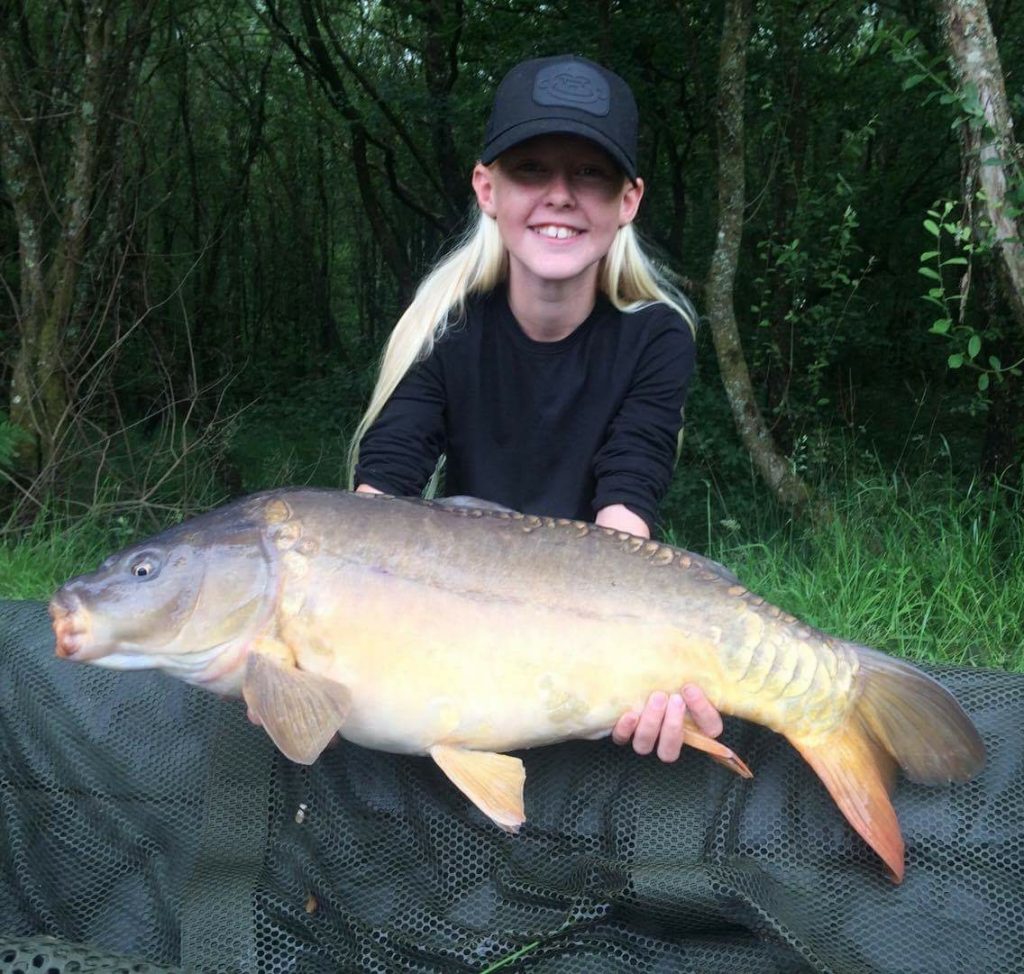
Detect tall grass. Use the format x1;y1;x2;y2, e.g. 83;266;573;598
0;501;152;601
670;473;1023;672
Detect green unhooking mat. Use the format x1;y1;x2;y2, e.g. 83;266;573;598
1;599;1022;973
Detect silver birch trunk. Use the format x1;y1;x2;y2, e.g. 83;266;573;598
941;0;1024;334
705;0;811;511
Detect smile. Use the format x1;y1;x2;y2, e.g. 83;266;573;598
531;225;581;240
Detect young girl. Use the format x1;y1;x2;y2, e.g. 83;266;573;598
348;55;722;764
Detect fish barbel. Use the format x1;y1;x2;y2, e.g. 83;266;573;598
49;488;985;882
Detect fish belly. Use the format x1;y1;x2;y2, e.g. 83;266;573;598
285;571;724;756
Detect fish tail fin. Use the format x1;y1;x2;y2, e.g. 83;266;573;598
850;647;985;786
789;646;985;884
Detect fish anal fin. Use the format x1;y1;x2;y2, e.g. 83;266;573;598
791;726;904;883
682;717;753;778
429;744;526;833
243;651;351;765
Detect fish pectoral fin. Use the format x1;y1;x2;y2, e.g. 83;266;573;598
243;652;351;765
681;717;753;778
428;745;526;833
791;726;903;884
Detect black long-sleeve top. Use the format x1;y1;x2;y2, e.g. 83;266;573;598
355;286;695;532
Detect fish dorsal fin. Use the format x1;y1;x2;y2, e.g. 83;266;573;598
432;495;518;514
243;650;351;765
686;552;741;586
429;745;526;832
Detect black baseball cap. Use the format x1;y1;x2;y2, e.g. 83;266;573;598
480;55;639;182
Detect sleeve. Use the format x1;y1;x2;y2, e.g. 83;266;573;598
591;312;696;532
354;351;448;497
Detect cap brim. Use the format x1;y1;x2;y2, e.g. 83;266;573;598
480;118;637;182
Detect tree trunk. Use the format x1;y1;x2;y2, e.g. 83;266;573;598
941;0;1024;335
0;0;154;476
292;0;415;300
421;0;465;228
705;0;811;511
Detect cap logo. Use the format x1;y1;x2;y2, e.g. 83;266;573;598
533;62;610;117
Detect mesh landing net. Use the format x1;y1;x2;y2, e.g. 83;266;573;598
2;599;1022;973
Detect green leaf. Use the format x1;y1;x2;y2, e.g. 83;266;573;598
948;353;964;369
978;373;990;391
923;219;941;237
902;73;928;90
962;83;983;116
921;250;940;260
929;319;952;334
989;355;1002;370
968;335;982;359
941;256;968;266
919;266;942;280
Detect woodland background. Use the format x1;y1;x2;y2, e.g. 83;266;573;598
1;0;1022;551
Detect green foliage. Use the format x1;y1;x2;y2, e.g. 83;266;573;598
0;412;29;469
884;21;1024;407
0;494;151;600
664;468;1023;672
920;199;1023;395
227;364;364;493
749;189;876;449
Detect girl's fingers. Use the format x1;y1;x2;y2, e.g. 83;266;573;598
631;691;668;756
612;710;640;746
683;684;724;738
656;693;686;763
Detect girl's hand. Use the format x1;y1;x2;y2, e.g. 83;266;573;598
611;684;723;763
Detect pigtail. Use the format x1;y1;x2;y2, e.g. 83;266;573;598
601;224;697;463
346;213;506;486
601;224;698;336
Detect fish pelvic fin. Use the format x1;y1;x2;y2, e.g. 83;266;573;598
682;717;753;778
243;651;351;765
790;647;985;884
429;745;526;833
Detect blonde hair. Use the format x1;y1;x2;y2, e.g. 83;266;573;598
346;208;697;486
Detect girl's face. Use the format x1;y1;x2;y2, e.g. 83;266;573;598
472;134;644;293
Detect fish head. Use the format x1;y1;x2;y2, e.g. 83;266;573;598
50;508;276;690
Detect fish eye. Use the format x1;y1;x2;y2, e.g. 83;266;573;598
131;559;156;578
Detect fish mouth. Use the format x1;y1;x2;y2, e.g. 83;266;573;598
49;593;98;660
